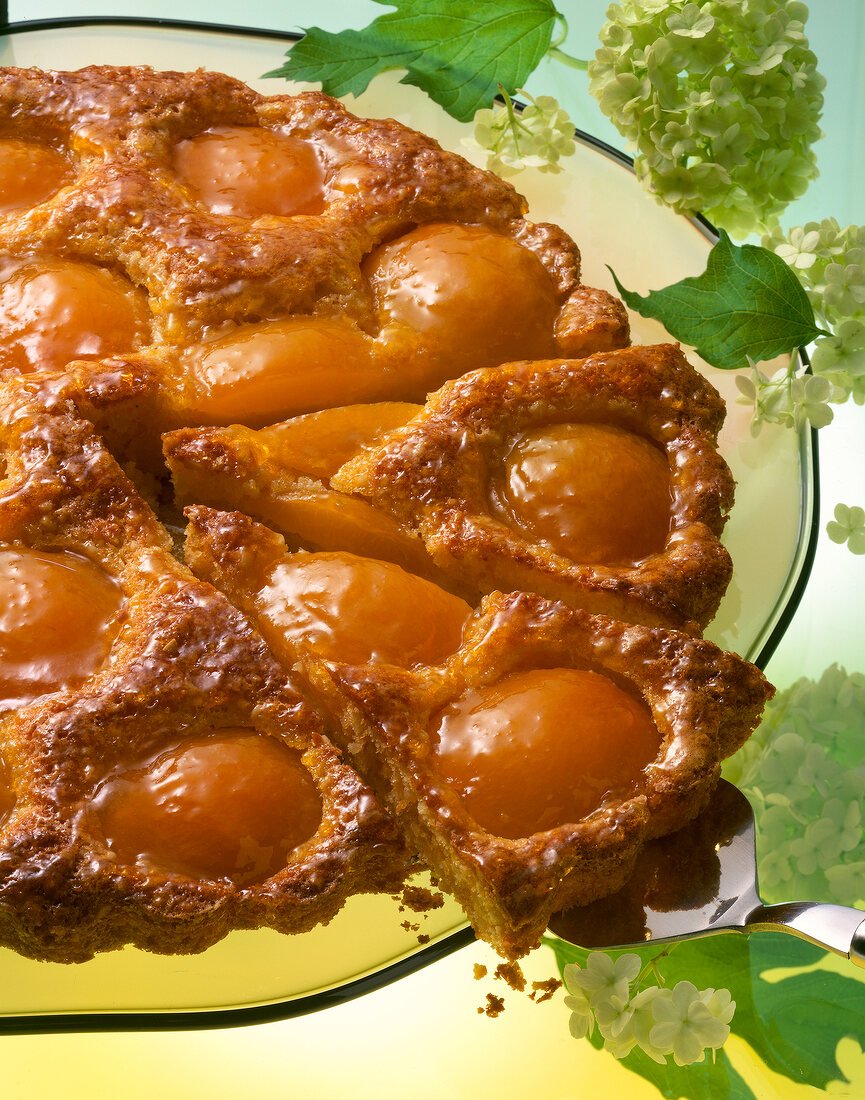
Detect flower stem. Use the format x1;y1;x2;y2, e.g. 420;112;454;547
548;16;588;71
636;944;676;988
548;46;589;71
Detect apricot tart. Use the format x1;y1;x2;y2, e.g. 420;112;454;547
0;63;772;967
0;379;408;963
181;503;772;960
331;343;735;632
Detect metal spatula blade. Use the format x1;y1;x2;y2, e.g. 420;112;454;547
548;780;865;967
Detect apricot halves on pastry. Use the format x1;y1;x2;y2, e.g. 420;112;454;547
162;403;460;590
1;64;627;379
331;343;736;632
182;504;771;961
313;591;773;960
182;504;472;673
0;381;408;962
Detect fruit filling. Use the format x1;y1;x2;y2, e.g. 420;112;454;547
364;223;559;386
93;728;322;886
431;667;661;839
253;550;472;667
499;422;671;564
0;138;71;215
184;317;384;425
0;547;126;709
0;258;151;374
172;125;326;218
260;402;420;481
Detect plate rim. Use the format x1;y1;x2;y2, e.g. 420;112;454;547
0;13;820;1030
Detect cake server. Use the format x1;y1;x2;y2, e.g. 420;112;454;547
548;780;865;967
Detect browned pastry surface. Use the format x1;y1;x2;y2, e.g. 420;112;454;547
162;345;736;627
0;64;628;437
331;343;736;631
0;381;408;963
182;503;772;960
162;402;475;595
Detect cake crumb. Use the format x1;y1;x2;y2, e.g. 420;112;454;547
400;884;445;913
417;933;430;944
473;963;488;980
493;961;525;992
529;978;563;1003
400;919;419;933
477;992;505;1018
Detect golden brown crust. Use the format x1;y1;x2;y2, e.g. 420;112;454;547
181;504;772;961
317;591;773;960
0;382;408;963
332;344;736;631
0;65;627;359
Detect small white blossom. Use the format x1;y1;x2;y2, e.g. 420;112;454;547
565;951;642;1007
465;89;576;177
562;954;735;1066
774;226;822;269
827;504;865;555
562;965;595;1039
789;373;834;429
650;980;733;1066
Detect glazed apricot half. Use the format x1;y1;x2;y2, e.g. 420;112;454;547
500;422;672;565
365;223;559;388
432;667;660;839
92;728;323;887
0;258;151;374
255;550;472;669
0;546;125;710
182;505;472;671
0;138;71;215
172;125;326;218
181;317;390;425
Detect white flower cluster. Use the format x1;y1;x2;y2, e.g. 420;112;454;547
764;220;865;404
724;664;865;907
466;89;576;177
587;0;825;237
563;951;734;1065
735;352;834;436
739;222;865;550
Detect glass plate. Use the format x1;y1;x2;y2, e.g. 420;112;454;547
0;19;817;1028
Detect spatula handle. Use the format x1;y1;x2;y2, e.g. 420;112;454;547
748;902;865;967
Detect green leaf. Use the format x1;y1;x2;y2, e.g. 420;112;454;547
264;0;560;122
544;930;865;1098
608;231;831;371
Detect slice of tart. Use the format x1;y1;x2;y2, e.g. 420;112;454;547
183;505;772;961
0;379;407;963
